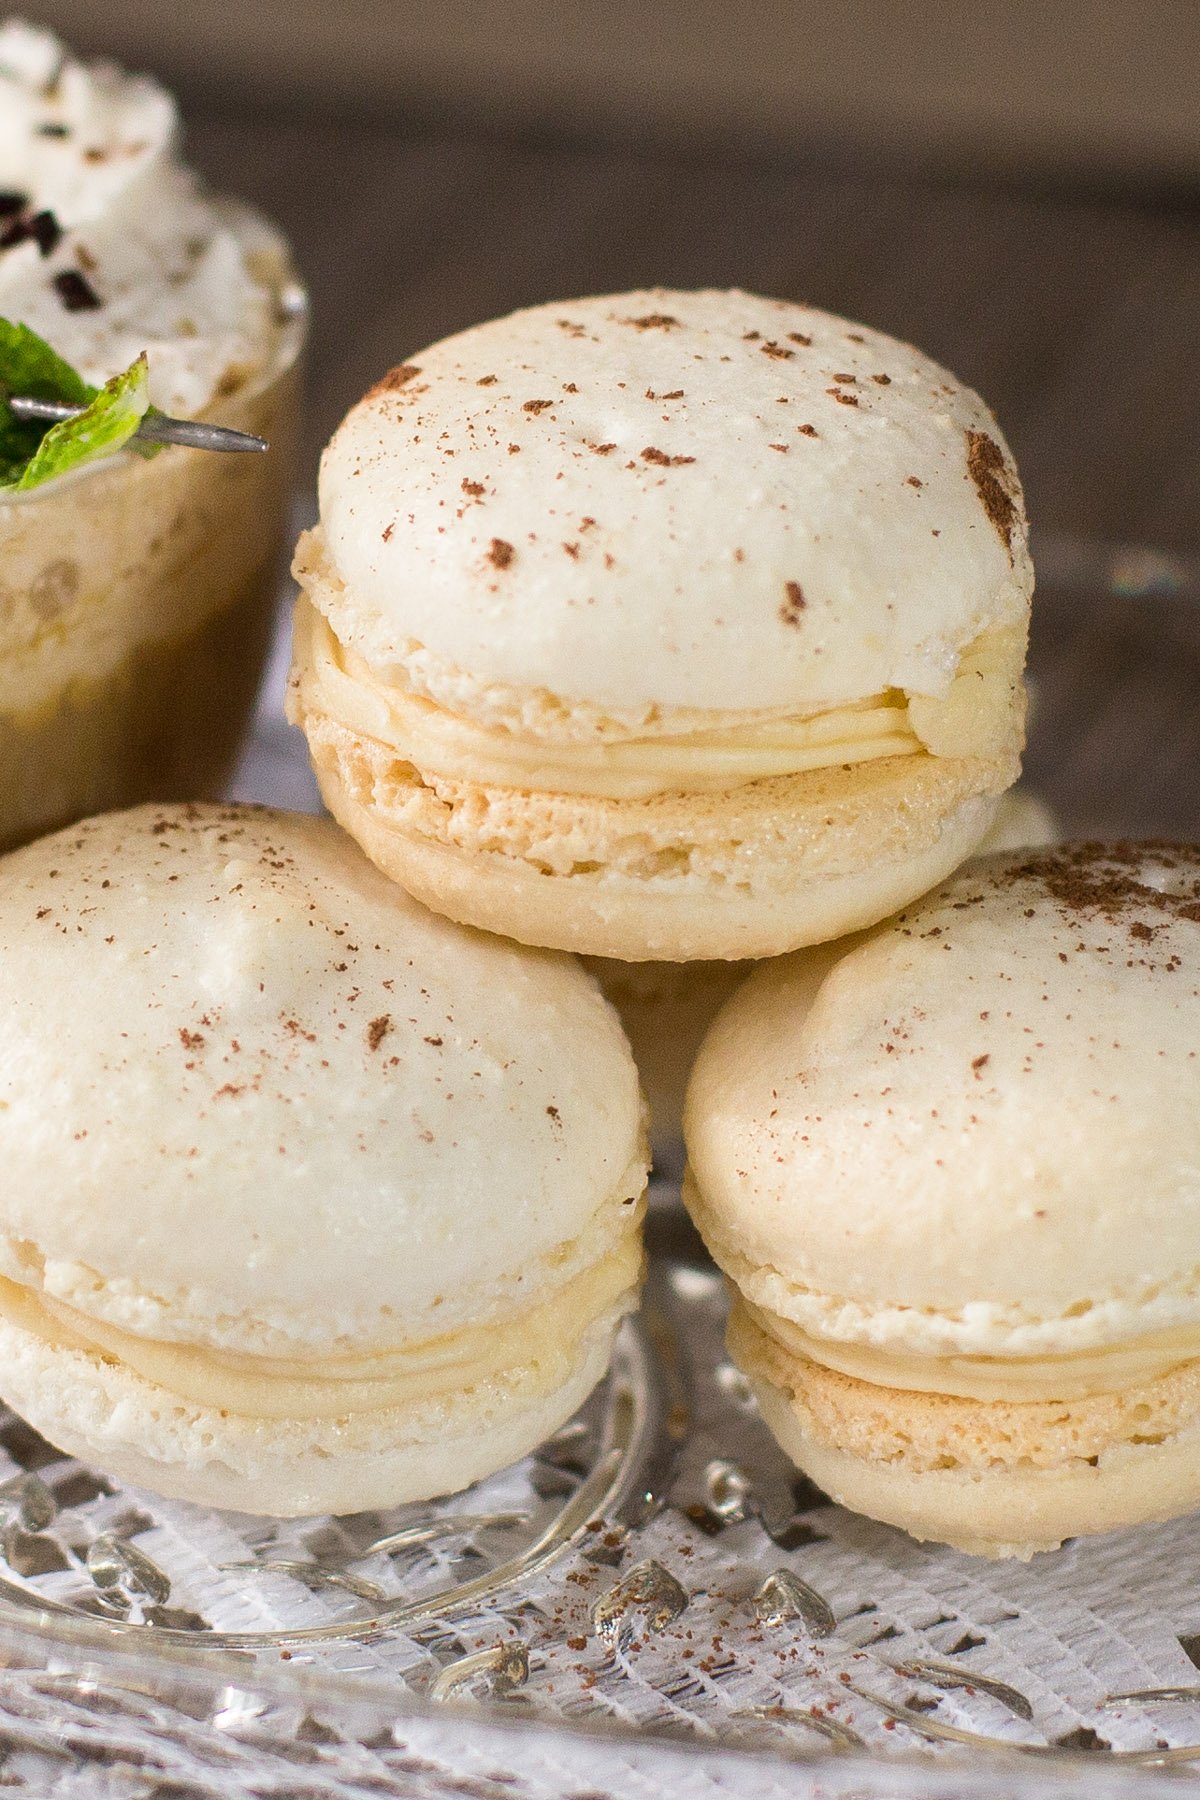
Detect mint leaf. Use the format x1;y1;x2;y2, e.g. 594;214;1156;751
0;317;96;480
1;343;156;494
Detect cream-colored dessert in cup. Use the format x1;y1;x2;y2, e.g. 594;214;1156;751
0;24;305;851
685;843;1200;1558
0;803;647;1514
289;287;1030;961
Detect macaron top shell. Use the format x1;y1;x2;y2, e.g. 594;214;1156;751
317;288;1032;717
685;844;1200;1355
0;805;645;1357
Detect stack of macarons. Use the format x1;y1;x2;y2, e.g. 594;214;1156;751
2;284;1190;1560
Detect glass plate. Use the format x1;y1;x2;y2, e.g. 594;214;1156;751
2;537;1199;1800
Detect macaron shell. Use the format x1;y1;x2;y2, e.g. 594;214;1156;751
316;289;1032;716
685;845;1200;1352
747;1357;1200;1560
0;804;646;1355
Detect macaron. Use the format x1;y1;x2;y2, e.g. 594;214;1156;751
288;288;1031;962
0;803;647;1515
684;843;1200;1557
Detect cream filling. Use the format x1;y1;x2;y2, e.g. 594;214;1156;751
745;1300;1200;1404
0;1237;643;1421
297;600;1022;801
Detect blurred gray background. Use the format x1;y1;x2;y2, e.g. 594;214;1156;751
27;0;1200;558
33;1;1200;183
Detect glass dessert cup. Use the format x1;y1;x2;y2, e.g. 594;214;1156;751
0;207;306;853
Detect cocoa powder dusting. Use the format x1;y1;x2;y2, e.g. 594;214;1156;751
995;844;1200;942
487;537;515;569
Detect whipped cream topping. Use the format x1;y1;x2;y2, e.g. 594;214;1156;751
0;21;290;414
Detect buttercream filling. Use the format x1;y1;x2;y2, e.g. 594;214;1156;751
296;600;1022;801
0;1237;643;1421
743;1299;1200;1404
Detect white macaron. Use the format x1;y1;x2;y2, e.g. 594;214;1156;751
289;288;1031;960
0;804;647;1514
685;842;1200;1557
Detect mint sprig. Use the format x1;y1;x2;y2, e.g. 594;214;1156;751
0;317;159;492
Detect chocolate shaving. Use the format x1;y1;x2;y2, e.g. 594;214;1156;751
522;398;554;413
52;269;101;311
367;363;421;398
29;210;61;255
779;580;806;626
487;537;515;569
641;446;694;467
366;1016;392;1052
787;332;812;346
965;429;1019;552
626;313;679;330
761;341;793;360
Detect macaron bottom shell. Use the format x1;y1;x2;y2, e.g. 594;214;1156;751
299;698;1013;961
0;1288;636;1518
731;1300;1200;1560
